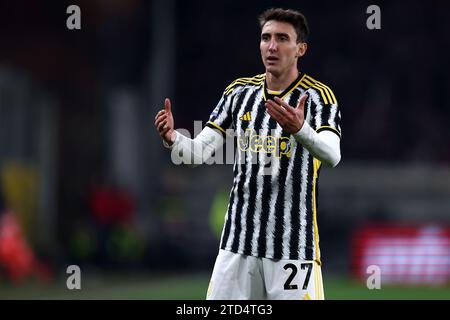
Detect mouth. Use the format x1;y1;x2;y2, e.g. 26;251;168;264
266;56;279;64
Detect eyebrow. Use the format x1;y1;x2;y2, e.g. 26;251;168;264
261;32;290;38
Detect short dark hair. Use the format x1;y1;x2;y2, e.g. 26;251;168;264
258;8;309;43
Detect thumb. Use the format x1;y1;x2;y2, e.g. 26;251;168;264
296;93;308;111
165;98;172;113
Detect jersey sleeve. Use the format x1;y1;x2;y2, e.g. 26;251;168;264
205;89;234;136
309;86;342;139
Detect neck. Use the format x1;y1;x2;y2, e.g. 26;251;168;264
266;68;299;91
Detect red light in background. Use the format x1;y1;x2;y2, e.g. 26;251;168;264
351;224;450;285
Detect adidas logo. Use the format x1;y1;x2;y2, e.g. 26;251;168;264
239;111;251;121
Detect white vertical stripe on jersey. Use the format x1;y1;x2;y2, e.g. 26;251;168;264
337;111;342;132
310;90;323;130
281;93;299;258
225;88;255;250
264;120;284;258
250;105;272;256
216;96;230;126
298;96;314;259
297;142;310;259
237;89;263;253
329;103;338;128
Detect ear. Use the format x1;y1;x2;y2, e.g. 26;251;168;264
296;42;308;58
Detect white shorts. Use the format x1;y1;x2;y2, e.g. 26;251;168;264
206;249;324;300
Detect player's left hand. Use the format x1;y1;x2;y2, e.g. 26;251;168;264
265;94;308;134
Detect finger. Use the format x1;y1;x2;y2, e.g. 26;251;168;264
265;99;279;108
266;103;286;125
160;121;173;136
266;100;289;119
165;98;171;113
157;120;167;132
267;109;285;127
267;101;293;127
265;101;284;119
266;105;278;120
296;93;308;110
155;115;167;127
155;113;167;123
155;110;165;120
274;97;295;114
265;99;283;113
160;126;171;136
266;98;288;113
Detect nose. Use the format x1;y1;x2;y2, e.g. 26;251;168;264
268;39;277;52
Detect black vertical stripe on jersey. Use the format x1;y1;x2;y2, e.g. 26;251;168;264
220;183;236;250
231;86;259;121
257;114;280;257
333;108;341;135
304;157;315;261
220;94;234;130
288;89;302;116
220;89;249;250
209;94;233;133
271;90;301;259
243;99;267;256
289;143;304;259
231;91;243;121
226;112;248;251
314;164;322;261
257;171;272;257
288;144;303;260
298;87;310;120
288;89;312;260
318;100;332;129
272;129;291;259
211;95;227;123
231;89;258;253
302;89;315;130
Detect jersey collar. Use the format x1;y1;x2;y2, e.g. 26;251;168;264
263;72;305;101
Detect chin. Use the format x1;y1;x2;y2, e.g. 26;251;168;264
265;67;281;77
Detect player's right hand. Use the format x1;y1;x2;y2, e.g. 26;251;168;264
155;98;175;146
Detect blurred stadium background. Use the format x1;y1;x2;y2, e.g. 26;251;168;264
1;0;450;299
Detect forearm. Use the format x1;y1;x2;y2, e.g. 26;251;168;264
163;127;224;166
293;122;341;167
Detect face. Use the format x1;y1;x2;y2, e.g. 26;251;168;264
260;20;306;77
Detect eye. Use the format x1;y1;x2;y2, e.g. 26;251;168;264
261;35;270;41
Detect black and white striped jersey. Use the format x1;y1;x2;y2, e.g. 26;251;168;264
205;72;341;262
